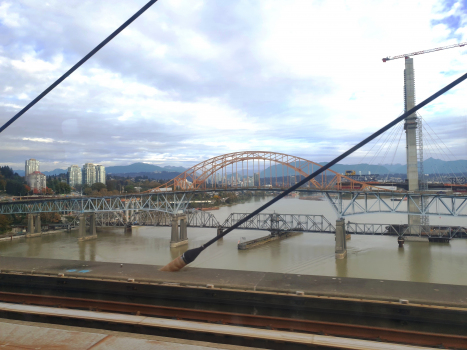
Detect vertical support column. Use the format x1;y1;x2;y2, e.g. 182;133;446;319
34;214;41;234
170;215;188;248
179;216;187;241
217;227;224;237
28;214;34;234
79;214;86;238
335;219;347;259
171;216;179;244
90;213;96;236
404;57;421;234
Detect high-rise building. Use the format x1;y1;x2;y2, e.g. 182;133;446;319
67;165;82;187
27;171;46;193
254;173;260;186
95;165;106;185
25;159;40;178
82;163;96;186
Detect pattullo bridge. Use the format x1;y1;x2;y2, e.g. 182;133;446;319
1;151;467;255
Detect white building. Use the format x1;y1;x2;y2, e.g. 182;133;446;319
27;171;46;193
95;165;106;185
82;163;96;186
25;159;40;178
67;165;82;187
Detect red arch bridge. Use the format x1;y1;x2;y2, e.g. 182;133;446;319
1;151;467;242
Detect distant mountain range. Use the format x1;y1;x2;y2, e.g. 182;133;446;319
14;168;67;176
12;158;467;177
13;163;187;177
259;158;467;177
106;163;187;174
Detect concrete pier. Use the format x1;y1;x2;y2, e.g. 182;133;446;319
90;213;96;236
25;214;42;238
78;214;86;238
179;217;187;241
238;231;302;250
335;219;347;259
34;214;41;234
217;227;224;237
77;213;97;241
27;214;34;234
404;57;421;233
170;215;188;248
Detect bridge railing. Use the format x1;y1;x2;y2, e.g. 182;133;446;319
221;213;335;233
346;222;467;238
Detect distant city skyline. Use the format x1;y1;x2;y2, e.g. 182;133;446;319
1;1;466;171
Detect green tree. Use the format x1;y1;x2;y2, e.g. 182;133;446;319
124;185;135;193
0;215;11;234
40;212;61;223
91;182;106;192
5;180;27;196
46;179;71;194
106;180;118;191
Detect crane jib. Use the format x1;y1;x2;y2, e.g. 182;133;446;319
382;41;467;62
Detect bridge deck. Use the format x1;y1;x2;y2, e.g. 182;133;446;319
1;256;466;308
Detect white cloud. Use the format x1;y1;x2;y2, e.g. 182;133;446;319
0;0;466;170
22;137;54;143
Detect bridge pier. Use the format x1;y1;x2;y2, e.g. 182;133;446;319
170;214;188;248
90;213;96;236
335;219;347;259
180;217;187;241
217;227;224;237
78;213;98;242
34;214;41;234
78;214;86;237
27;214;34;234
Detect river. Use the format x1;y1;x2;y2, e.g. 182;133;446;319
1;196;466;285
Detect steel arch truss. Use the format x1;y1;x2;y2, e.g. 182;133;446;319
325;191;467;217
148;151;381;192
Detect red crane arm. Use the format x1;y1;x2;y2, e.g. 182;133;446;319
382;42;467;62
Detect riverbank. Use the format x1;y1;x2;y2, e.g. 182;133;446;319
0;228;67;242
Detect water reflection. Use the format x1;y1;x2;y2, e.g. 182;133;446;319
335;258;348;278
78;239;96;261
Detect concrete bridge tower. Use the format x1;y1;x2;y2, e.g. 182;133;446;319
404;57;421;232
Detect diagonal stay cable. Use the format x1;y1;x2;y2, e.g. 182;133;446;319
0;0;159;135
385;123;404;182
160;71;467;271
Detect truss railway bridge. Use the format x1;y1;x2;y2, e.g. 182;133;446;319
1;152;467;257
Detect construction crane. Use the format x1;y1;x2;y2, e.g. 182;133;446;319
382;41;467;232
382;41;467;62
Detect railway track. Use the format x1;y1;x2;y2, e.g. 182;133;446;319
1;287;467;349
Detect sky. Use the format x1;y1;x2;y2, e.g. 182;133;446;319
0;0;466;171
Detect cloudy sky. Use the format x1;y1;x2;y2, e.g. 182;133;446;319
1;0;466;171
